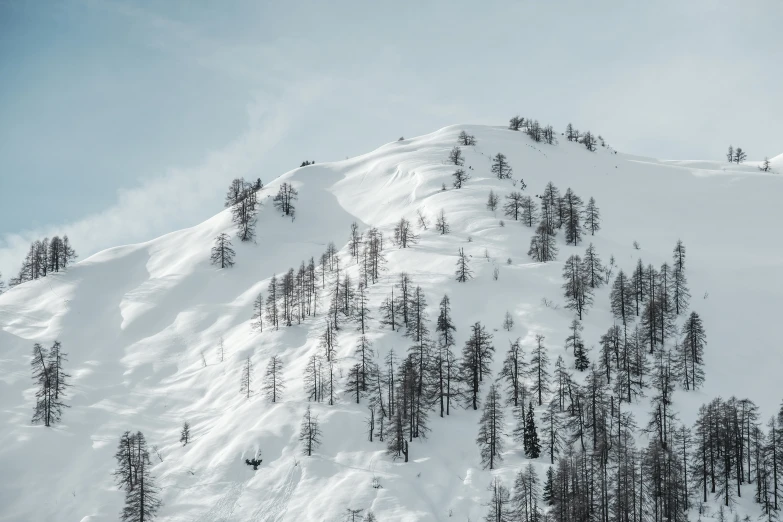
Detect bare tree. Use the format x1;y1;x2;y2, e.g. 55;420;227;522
262;355;285;402
448;146;464;166
435;209;450;235
299;405;322;456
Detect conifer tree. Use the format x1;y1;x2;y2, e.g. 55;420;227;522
448;146;464;166
492;153;513;179
458;130;476;146
455;248;472;282
477;384;505;469
393;217;419;248
435;294;458;417
541;400;565;463
273;182;298;216
119;432;161;522
435;209;450;235
562;188;584;245
542;466;555;505
672;240;690;315
530;335;551;406
251;292;264;332
520;195;537;227
610;270;634;331
240;356;253;399
180;422;190;446
523;402;541;458
504;191;524;220
262;355;285;402
502;311;514;331
581;243;605;289
460;322;495;410
486;190;499;211
500;338;526;408
528;221;557;262
299;405;322;456
680;311;706;390
210;233;235;268
485;478;514;522
453;168;470;188
562;255;593;320
727;145;734;162
584;197;600;235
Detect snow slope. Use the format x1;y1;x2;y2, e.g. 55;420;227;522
0;125;781;522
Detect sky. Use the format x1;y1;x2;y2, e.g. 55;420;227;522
0;0;781;278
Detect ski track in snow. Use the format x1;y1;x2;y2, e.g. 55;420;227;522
252;465;301;522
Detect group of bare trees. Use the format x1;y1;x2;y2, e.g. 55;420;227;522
509;115;557;145
525;182;600;263
9;235;77;287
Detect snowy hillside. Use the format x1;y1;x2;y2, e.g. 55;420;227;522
0;124;781;522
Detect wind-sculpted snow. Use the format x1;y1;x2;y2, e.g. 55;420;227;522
0;124;781;521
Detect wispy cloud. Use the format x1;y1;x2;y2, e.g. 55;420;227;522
0;77;331;278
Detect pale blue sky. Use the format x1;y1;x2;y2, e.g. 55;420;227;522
0;0;780;276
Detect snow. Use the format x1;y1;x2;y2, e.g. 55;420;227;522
0;124;781;521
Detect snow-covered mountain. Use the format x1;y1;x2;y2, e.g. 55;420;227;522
0;124;781;522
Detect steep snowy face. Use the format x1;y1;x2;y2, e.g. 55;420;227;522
0;124;781;522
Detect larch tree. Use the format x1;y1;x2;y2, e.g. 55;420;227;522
672;240;690;315
541;400;565;463
435;209;450;235
487;190;499;211
734;147;747;164
562;188;584;246
435;294;458;417
231;184;257;241
299;405;322;456
499;338;526;408
251;292;264;332
485;477;514;522
502;311;514;331
210;233;235;268
455;248;472;282
610;270;634;332
240;356;253;399
262;355;285;402
448;146;465;166
581;243;605;289
528;221;557;263
530;335;551;406
393;217;419;248
520;195;537;227
562;255;594;320
460;322;494;410
584;197;600;235
726;145;734;162
273;182;298;217
354;335;376;393
119;432;161;522
453;168;470;188
458;130;476;146
680;311;706;390
492;153;513;179
504;191;525;220
477;384;505;470
180;422;190;446
31;341;69;427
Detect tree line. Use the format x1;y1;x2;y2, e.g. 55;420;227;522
8;235;77;287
